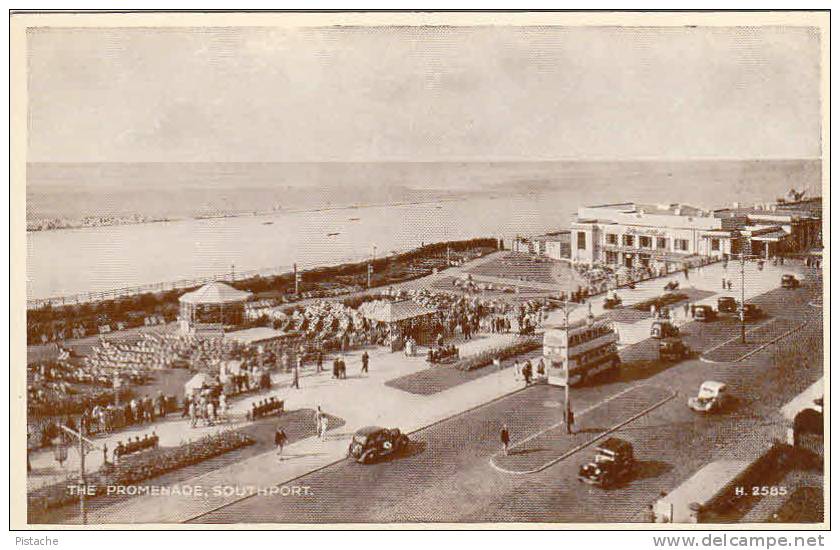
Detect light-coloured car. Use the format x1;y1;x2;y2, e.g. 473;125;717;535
688;381;729;413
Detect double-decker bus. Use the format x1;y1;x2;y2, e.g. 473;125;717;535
543;320;620;386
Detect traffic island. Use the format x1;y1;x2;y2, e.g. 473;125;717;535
490;384;674;475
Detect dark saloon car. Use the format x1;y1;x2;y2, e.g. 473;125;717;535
692;304;717;322
348;426;410;464
578;437;635;487
659;337;691;361
738;303;763;322
781;274;800;289
717;296;738;314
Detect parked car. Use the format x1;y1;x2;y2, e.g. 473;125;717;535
717;296;738;313
651;319;680;339
738;303;763;322
578;437;635;487
692;304;717;322
688;381;730;413
781;274;800;289
659;337;691;361
348;426;410;464
603;294;623;310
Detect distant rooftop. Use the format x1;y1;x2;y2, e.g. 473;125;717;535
584;202;708;218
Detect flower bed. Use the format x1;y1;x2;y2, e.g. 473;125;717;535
28;429;254;512
632;293;689;312
452;336;542;372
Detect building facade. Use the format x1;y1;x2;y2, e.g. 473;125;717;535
570;203;741;269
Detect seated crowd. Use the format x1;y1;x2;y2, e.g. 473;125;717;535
113;432;159;461
247;396;284;421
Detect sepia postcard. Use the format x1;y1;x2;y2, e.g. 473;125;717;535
9;10;830;530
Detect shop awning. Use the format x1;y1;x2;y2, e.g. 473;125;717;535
359;299;438;323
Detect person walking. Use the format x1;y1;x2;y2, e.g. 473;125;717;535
319;415;329;441
727;279;733;291
314;406;323;431
274;425;288;461
218;394;228;423
188;399;197;428
291;359;300;389
316;350;323;374
683;302;690;319
500;424;511;456
722;277;727;290
522;361;532;386
513;360;521;381
361;351;369;375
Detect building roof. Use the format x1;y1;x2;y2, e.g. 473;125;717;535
359;299;438;323
179;282;252;305
225;327;287;345
751;229;789;242
585;202;708;218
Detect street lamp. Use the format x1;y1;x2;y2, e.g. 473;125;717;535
733;252;757;344
59;424;100;525
368;245;377;288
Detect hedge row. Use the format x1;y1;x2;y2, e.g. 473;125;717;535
452;336;543;372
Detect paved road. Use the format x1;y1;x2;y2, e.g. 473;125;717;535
193;271;822;524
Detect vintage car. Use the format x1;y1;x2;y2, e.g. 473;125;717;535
688;381;730;413
348;426;410;464
717;296;738;314
650;318;680;339
692;304;717;322
738;303;763;322
577;437;635;487
603;293;623;310
659;337;691;361
781;274;800;289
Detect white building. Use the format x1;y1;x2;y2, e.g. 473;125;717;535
570;202;742;268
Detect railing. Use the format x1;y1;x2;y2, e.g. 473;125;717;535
25;251;374;310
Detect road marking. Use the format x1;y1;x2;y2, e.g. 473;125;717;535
489;385;676;475
501;384;644;451
700;318;777;355
735;320;808;362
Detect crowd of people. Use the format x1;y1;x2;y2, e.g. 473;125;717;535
183;383;228;428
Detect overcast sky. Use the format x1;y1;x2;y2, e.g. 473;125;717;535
27;25;822;163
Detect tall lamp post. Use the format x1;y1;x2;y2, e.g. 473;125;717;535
562;299;573;434
733;252;756;344
59;424;100;525
368;245;377;288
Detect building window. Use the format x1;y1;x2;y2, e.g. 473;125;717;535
675;239;689;252
577;231;587;250
656;237;667;249
606;233;617;245
622;234;635;247
711;238;720;251
605;251;618;264
639;236;652;249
